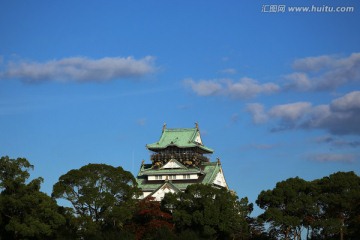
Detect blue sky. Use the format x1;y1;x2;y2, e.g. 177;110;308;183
1;0;360;215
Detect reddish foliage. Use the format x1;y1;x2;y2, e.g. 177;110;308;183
126;197;174;240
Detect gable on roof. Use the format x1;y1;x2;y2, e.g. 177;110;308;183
213;170;228;188
149;181;180;201
194;131;203;145
161;159;187;169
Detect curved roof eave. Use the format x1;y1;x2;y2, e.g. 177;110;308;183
146;143;214;153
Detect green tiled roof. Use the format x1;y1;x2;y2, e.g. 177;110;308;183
146;127;214;153
136;161;221;191
202;161;222;184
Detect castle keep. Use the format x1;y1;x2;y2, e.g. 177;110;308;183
136;123;228;201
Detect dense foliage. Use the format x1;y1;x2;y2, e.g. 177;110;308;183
256;172;360;240
0;156;359;240
126;197;174;240
0;156;65;239
52;163;140;238
162;184;253;239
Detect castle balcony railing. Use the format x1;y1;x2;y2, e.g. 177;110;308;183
150;152;209;165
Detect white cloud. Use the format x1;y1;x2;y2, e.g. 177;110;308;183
269;102;312;121
247;91;360;135
226;77;280;99
310;91;360;135
315;135;335;144
246;103;268;124
185;52;359;98
308;153;356;163
330;90;360;112
185;77;279;99
292;55;335;72
316;135;360;148
220;68;237;75
302;105;331;129
284;72;312;91
285;52;360;91
0;56;156;82
183;78;222;96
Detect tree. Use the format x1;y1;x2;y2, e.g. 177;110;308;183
162;184;253;239
52;163;140;237
312;171;360;240
53;206;79;239
256;177;317;240
0;156;65;239
126;197;175;240
247;216;276;240
256;172;360;240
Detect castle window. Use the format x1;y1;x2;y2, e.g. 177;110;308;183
183;174;190;179
169;175;176;180
155;175;162;180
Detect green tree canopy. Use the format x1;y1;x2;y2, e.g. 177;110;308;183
256;172;360;240
256;177;317;240
162;184;253;240
313;171;360;240
0;156;65;239
52;163;140;237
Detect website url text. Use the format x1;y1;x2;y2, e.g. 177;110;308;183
261;5;355;13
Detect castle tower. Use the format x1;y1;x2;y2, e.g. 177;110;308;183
136;123;228;201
